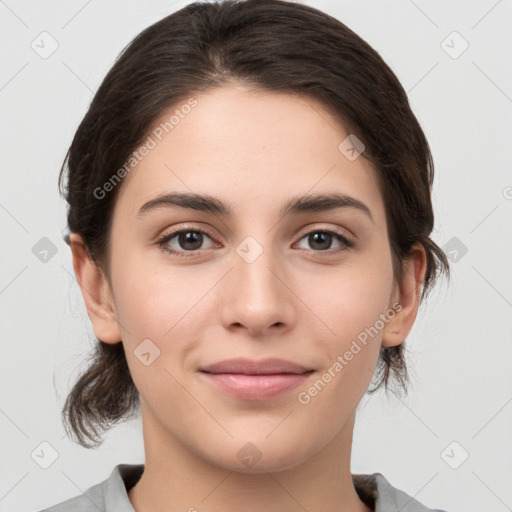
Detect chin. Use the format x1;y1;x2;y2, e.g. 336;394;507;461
202;435;317;475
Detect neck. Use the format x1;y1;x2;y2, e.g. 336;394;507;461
128;403;372;512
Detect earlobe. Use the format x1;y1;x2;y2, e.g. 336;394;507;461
69;233;122;344
381;243;427;347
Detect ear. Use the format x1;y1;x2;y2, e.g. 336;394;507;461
381;242;427;347
68;233;122;344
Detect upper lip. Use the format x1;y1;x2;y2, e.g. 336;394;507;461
199;358;313;375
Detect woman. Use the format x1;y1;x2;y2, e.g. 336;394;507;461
40;1;450;510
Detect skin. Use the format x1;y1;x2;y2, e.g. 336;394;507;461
70;83;426;512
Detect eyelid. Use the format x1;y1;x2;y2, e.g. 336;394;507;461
157;224;218;247
159;222;353;241
295;222;353;241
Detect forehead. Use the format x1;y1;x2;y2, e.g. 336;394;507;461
114;84;386;224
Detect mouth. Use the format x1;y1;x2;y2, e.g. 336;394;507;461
199;358;315;400
199;357;313;375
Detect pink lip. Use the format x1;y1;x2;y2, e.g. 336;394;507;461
199;358;314;400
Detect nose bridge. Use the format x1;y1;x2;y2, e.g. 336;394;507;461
221;234;293;333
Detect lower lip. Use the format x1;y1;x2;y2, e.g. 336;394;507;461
200;372;313;400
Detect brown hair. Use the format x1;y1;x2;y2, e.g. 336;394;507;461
59;0;450;448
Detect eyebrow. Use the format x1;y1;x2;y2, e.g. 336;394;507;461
137;192;374;222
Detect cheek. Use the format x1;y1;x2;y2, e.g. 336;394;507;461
111;251;200;340
111;265;200;406
309;257;394;342
296;266;392;419
301;252;395;401
110;258;213;383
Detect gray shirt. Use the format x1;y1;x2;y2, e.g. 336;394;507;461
38;464;448;512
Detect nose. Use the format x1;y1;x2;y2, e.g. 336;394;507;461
220;241;296;338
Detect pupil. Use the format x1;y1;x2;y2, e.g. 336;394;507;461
310;232;331;250
180;231;202;250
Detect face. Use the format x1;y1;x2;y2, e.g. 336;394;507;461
92;84;408;472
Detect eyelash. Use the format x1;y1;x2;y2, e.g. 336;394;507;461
156;225;355;258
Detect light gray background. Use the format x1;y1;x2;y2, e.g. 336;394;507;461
1;1;511;511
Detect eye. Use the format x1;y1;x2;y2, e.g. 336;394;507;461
157;226;355;258
157;227;217;257
295;229;355;253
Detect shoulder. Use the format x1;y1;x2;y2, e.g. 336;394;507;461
353;472;449;512
36;464;144;512
36;478;108;512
